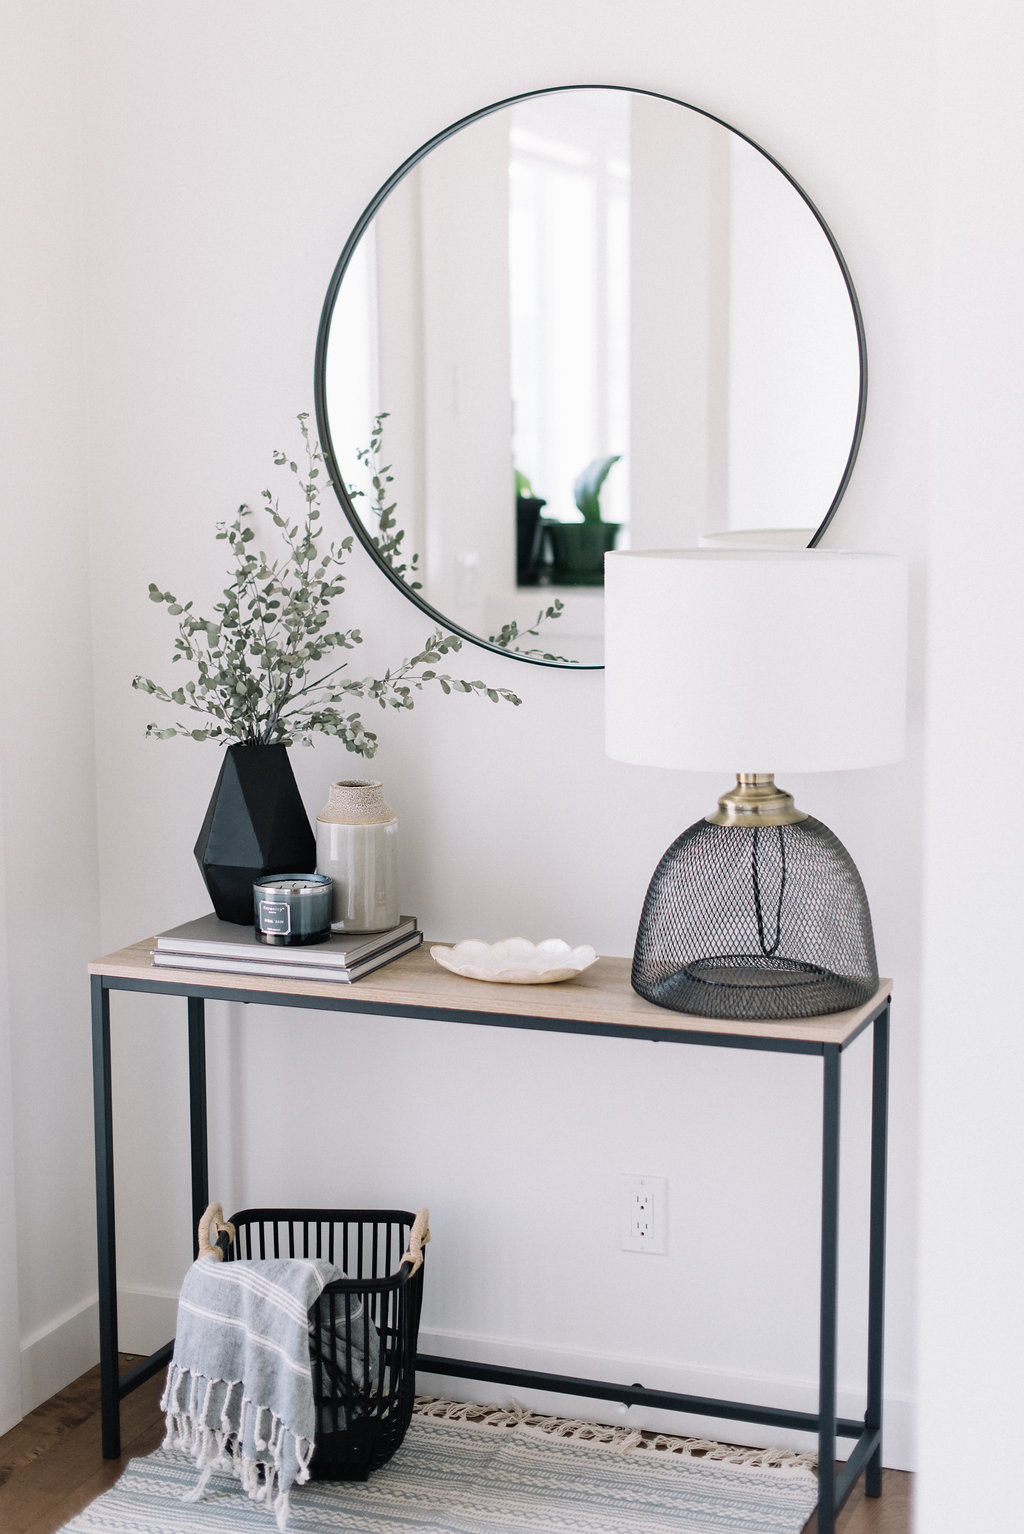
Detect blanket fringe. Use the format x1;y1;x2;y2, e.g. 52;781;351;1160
162;1363;315;1531
413;1395;818;1471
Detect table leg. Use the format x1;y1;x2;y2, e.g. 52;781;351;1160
91;976;120;1459
818;1043;842;1534
187;998;208;1256
865;1003;890;1496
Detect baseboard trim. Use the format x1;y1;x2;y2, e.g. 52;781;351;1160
17;1299;914;1472
18;1285;180;1416
415;1327;915;1472
114;1286;180;1357
20;1296;99;1415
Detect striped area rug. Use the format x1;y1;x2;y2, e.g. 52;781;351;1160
62;1400;819;1533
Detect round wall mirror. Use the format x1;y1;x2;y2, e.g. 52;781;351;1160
315;85;866;669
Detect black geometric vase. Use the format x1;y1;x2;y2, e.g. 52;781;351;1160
194;744;316;924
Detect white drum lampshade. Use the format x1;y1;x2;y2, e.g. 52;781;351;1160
604;550;908;1019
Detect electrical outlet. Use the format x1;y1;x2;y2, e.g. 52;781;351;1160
620;1173;668;1254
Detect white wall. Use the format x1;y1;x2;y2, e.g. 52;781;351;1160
0;1;102;1421
728;135;862;531
419;113;514;633
0;791;22;1435
915;3;1024;1529
2;2;1020;1524
631;105;726;547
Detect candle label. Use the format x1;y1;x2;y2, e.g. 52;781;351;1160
256;900;291;936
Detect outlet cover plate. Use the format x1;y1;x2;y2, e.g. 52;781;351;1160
620;1172;668;1254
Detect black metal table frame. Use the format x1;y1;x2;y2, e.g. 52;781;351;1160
91;970;890;1534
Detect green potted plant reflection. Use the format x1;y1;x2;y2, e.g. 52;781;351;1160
514;468;547;586
544;454;622;586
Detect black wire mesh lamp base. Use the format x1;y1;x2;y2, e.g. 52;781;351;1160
632;774;878;1021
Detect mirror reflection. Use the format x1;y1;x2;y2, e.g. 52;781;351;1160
318;87;865;667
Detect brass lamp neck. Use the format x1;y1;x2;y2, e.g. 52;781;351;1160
706;773;808;827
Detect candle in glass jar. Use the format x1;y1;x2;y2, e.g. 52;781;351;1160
253;874;333;945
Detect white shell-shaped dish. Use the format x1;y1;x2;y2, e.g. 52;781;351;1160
430;937;598;985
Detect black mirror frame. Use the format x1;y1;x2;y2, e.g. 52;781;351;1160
314;84;868;671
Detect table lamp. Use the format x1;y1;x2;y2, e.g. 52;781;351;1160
604;549;907;1020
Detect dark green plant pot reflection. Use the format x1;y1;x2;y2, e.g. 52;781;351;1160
544;521;620;586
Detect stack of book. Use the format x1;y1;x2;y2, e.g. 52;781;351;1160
151;913;421;984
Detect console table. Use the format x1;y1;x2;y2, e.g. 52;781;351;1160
89;937;890;1533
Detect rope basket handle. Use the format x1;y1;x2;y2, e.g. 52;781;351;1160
399;1207;430;1275
197;1201;236;1260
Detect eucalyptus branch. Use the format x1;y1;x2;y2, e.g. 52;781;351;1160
347;413;571;662
274;655;359;722
134;414;523;752
244;568;288;736
488;601;573;664
349;413;423;589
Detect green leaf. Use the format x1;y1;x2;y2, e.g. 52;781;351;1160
573;454;621;524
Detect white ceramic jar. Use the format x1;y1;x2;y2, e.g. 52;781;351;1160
315;780;400;932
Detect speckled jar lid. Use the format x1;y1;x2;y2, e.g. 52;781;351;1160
317;779;396;824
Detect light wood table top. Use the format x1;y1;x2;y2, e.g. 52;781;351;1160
91;936;891;1051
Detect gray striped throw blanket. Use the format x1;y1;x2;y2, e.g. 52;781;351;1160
161;1254;345;1529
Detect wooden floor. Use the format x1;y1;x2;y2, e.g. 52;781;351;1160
0;1359;166;1534
0;1361;912;1533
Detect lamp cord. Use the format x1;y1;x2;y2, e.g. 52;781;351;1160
752;825;787;956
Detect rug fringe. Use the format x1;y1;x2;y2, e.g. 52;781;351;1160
413;1395;818;1471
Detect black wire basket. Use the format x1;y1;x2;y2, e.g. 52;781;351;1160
225;1206;427;1481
